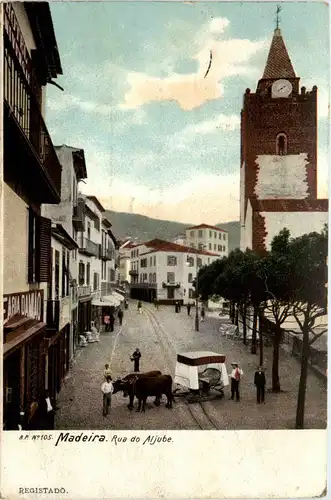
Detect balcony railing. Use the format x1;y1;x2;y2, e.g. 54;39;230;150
79;238;99;257
73;202;85;231
129;270;139;276
46;300;60;331
77;285;92;298
99;245;114;260
3;4;62;204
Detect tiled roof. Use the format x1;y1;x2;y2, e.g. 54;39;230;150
262;29;296;80
250;198;328;212
185;223;227;232
139;238;219;256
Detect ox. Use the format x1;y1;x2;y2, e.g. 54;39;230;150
115;375;174;412
113;371;162;410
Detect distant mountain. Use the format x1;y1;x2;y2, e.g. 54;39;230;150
105;210;240;252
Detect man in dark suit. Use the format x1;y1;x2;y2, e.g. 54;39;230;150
254;367;266;404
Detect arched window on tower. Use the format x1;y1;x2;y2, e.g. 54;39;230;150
276;133;287;155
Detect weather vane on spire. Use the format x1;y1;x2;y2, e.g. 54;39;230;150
276;5;282;30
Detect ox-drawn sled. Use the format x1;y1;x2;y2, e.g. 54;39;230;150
173;351;229;403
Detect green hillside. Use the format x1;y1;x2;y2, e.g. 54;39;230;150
105;210;240;252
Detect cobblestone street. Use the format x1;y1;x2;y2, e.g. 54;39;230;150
56;301;327;430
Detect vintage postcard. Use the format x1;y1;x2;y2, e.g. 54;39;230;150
1;0;329;498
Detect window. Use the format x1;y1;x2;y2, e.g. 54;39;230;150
188;273;193;283
28;210;37;283
208;258;210;264
144;273;148;281
153;272;156;283
219;233;222;240
167;255;177;266
150;257;153;266
218;245;220;251
149;273;152;282
79;261;85;285
214;244;216;250
64;250;70;296
167;272;175;283
55;250;60;298
214;232;217;238
28;210;52;284
102;261;106;280
189;289;194;299
198;230;203;238
209;243;212;250
187;256;194;267
93;272;99;291
190;231;194;237
87;222;91;240
61;248;66;297
198;243;204;250
86;263;90;285
191;243;195;249
153;256;156;266
197;258;202;268
276;133;287;155
223;233;226;240
140;258;147;268
94;218;100;231
209;231;212;238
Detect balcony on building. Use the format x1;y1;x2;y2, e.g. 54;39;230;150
77;285;92;299
131;282;157;289
3;3;63;204
73;198;86;232
99;245;113;261
162;281;181;289
79;237;99;257
129;270;139;276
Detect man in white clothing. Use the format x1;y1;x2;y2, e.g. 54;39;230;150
101;376;114;416
230;362;243;402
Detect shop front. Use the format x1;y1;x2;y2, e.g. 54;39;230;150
3;290;46;430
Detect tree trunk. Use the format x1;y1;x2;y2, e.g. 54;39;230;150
296;323;310;429
235;304;239;326
229;302;234;323
258;310;264;366
272;328;281;392
242;304;247;345
251;307;258;354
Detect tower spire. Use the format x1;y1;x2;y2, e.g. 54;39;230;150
275;5;281;31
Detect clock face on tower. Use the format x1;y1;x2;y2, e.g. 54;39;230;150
271;79;293;98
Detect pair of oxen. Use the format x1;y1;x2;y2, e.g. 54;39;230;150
113;371;174;412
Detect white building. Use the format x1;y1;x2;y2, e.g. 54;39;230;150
42;145;87;357
129;239;219;304
119;240;137;291
185;224;228;257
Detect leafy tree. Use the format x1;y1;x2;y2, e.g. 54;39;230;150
259;228;296;391
288;228;328;429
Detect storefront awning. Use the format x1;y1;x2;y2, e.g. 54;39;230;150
92;295;120;307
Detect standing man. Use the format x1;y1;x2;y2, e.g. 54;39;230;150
137;301;142;314
109;312;115;332
254;366;266;404
230;362;243;402
187;303;191;316
201;306;206;322
101;376;114;416
130;348;141;372
118;308;124;326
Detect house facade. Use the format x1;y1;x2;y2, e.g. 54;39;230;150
42;144;87;357
130;239;219;304
240;27;328;252
3;2;63;429
185;224;228;257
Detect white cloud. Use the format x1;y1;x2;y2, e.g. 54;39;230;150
120;17;267;111
317;150;329;198
47;93;114;115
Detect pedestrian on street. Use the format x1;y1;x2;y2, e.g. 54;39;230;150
104;314;110;332
137;301;142;314
175;301;179;313
187;303;192;316
109;313;115;332
118;308;124;326
130;348;141;372
201;307;206;322
101;376;114;416
254;366;266;404
230;362;243;402
124;299;128;310
104;364;112;379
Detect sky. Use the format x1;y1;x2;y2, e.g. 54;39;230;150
46;1;330;224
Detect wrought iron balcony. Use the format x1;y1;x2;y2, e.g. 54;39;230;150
129;270;139;276
3;4;62;204
73;201;85;231
162;281;181;289
79;238;99;257
99;245;113;260
77;285;92;299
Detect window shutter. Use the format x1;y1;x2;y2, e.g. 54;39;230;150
28;208;34;283
36;216;51;282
